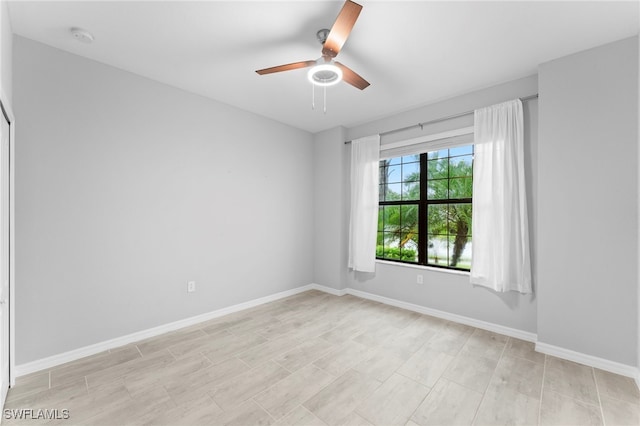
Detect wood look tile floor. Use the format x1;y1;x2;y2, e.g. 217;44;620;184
5;290;640;426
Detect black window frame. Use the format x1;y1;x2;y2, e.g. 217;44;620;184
377;146;474;271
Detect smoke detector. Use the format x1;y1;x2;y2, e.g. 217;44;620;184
70;27;94;44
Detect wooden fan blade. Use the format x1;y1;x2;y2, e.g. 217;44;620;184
256;60;316;75
322;0;362;58
335;62;370;90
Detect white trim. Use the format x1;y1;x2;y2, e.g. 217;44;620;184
346;287;536;342
15;282;640;390
15;285;315;377
310;283;535;342
312;284;640;383
536;341;639;380
375;259;471;277
380;126;474;152
0;87;14;392
308;283;347;297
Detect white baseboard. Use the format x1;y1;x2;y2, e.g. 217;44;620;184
536;341;638;380
15;284;316;377
16;281;640;388
308;283;347;297
313;283;639;385
333;285;535;342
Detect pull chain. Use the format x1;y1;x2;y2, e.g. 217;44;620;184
311;84;329;114
323;86;327;114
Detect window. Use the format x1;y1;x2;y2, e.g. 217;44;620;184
377;145;474;270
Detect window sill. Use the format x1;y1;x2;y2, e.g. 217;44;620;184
375;259;471;277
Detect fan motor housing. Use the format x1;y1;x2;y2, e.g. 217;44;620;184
316;29;330;44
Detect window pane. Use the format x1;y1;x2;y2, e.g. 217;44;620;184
449;155;473;177
449;177;472;199
376;204;419;262
400;204;419;234
449;145;473;157
402;181;420;200
428;179;448;199
427;234;449;266
449;235;472;269
402;162;420;182
376;235;384;258
386;183;402;200
382;205;400;231
379;163;388;185
447;203;472;235
402;154;420;163
428;158;448;179
383;233;401;260
378;145;473;270
387;164;401;183
400;232;418;262
428;204;448;235
427;149;448;160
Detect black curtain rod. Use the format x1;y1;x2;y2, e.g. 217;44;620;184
344;94;539;144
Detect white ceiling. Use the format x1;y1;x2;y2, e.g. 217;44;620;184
7;1;639;133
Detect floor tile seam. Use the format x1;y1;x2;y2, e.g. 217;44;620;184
393;369;431;389
271;358;296;375
311;359;349;381
392;374;434;426
470;334;509;425
212;361;294;408
261;400;324;425
207;388;253;413
597;392;640;407
168;348;178;367
134;344;144;358
244;362;311;409
592;366;607;426
449;327;475;358
214;376;273;417
545;355;595;371
434;374;485;397
543;388;602;408
5;381;53;403
502;351;545;366
353;405;380;425
249;395;279;423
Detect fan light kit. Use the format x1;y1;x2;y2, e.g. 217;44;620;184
256;0;369;113
307;62;343;87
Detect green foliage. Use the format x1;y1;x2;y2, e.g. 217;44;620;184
378;148;474;269
376;246;417;262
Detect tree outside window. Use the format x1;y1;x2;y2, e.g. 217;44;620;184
377;146;473;270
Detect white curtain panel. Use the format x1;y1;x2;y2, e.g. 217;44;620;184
348;134;380;273
470;99;532;293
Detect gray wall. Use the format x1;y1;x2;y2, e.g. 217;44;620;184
313;75;539;333
313;126;349;291
14;36;314;364
538;37;638;366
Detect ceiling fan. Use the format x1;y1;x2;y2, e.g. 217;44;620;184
255;0;370;90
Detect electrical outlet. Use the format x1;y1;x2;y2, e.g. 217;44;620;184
416;274;423;284
187;281;196;293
